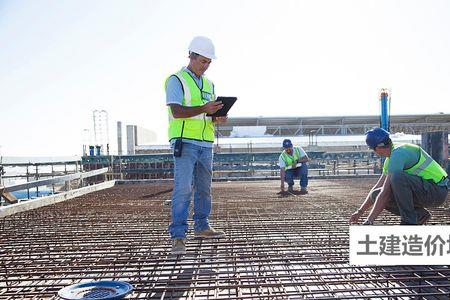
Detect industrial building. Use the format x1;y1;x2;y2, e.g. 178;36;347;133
216;113;450;137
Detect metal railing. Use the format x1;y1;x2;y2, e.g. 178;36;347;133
81;152;381;180
0;167;108;205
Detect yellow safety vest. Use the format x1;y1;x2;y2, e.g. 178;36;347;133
281;147;301;170
166;69;215;142
383;143;448;184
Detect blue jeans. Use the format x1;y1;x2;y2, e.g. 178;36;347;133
169;142;213;239
285;163;308;189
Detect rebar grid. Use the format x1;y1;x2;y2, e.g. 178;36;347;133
1;179;449;299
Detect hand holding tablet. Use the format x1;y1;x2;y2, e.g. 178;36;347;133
206;96;237;117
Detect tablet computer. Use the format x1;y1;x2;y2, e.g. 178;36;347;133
206;96;237;117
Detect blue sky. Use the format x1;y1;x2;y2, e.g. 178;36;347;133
0;0;449;156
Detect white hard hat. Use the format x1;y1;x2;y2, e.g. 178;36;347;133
188;36;216;59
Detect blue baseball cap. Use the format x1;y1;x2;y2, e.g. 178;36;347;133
282;139;293;148
365;127;390;149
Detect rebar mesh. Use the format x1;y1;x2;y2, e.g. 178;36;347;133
1;179;449;299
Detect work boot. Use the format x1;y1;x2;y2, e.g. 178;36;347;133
287;185;294;193
194;227;226;239
299;188;308;195
171;238;186;255
418;210;432;225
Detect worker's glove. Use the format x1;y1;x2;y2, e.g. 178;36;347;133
362;219;374;225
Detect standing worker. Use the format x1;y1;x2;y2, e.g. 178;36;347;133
350;127;448;225
166;36;227;255
279;139;309;194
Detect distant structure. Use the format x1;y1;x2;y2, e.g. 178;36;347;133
93;110;109;155
82;129;93;156
135;113;449;154
0;148;3;187
216;114;450;137
126;125;157;155
117;121;123;155
379;89;390;132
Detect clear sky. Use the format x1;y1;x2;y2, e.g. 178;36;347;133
0;0;449;157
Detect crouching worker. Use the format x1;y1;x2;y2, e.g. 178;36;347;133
350;127;448;225
279;139;309;194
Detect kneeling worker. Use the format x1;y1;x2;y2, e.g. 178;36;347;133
350;127;448;225
279;139;309;194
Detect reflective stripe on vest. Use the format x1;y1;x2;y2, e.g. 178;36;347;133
166;69;215;142
281;147;301;170
383;143;448;184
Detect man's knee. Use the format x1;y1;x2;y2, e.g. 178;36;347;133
174;184;192;197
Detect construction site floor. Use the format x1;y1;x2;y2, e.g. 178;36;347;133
1;178;450;299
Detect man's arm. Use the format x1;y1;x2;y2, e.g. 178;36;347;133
365;174;392;223
298;155;309;163
297;148;309;164
349;174;386;224
280;168;286;191
169;102;223;119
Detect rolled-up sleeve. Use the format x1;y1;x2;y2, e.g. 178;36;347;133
298;147;307;158
166;75;184;105
278;156;285;168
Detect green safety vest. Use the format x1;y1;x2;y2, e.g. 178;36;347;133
383;143;448;184
281;147;301;170
166;69;215;142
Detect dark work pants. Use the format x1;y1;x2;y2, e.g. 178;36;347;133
370;171;448;224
